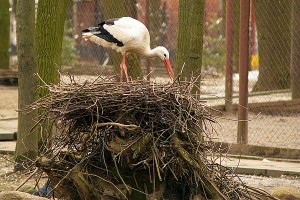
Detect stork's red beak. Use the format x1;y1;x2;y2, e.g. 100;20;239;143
163;59;174;82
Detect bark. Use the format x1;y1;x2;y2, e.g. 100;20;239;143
221;0;239;72
15;0;38;168
233;0;240;72
175;0;204;94
35;0;68;98
102;0;143;81
291;0;300;99
35;0;68;144
253;0;291;92
12;0;17;14
0;0;10;69
175;1;190;76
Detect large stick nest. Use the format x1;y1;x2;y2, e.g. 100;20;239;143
24;78;277;200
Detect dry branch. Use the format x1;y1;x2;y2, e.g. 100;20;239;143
22;78;278;200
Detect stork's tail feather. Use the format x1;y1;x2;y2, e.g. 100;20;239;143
82;27;101;34
82;28;91;33
82;27;101;40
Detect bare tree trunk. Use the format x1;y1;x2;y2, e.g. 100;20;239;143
253;0;291;92
15;0;38;169
36;0;68;97
0;0;10;69
222;0;240;73
233;0;240;72
175;0;204;94
35;0;68;144
291;0;300;99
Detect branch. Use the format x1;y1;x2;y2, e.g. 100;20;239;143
95;122;140;131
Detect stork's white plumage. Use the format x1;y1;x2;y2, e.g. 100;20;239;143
82;17;174;82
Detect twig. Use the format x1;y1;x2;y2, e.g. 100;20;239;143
15;167;39;191
112;153;130;193
95;122;140;131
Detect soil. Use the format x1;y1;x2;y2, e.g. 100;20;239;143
0;154;47;193
0;86;18;118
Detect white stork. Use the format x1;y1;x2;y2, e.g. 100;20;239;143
82;17;174;82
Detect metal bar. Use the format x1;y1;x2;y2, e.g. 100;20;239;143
145;0;151;81
291;0;300;99
237;0;250;144
249;0;257;58
225;0;234;112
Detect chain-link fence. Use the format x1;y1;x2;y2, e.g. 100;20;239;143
210;0;300;150
8;0;300;152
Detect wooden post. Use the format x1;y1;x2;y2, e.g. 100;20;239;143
237;0;250;144
291;0;300;99
249;0;257;58
145;0;151;80
225;0;234;112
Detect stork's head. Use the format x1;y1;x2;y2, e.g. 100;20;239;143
154;46;170;60
154;46;174;82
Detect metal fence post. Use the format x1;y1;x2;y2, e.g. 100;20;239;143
145;0;151;80
225;0;234;112
237;0;250;144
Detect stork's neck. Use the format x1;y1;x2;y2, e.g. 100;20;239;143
144;47;160;58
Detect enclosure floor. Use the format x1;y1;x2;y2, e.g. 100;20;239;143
213;112;300;149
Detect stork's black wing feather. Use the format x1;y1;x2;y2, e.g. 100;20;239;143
102;18;120;25
82;18;124;47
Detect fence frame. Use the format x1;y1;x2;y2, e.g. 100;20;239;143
237;0;250;144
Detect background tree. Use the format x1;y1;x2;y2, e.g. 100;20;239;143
102;0;143;80
223;0;240;72
35;0;68;143
291;0;300;99
175;0;204;93
0;0;10;69
15;0;38;168
36;0;68;98
253;0;291;92
233;0;240;72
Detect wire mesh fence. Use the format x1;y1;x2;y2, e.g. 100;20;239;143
212;0;300;150
7;0;300;151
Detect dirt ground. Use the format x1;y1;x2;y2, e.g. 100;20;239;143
213;112;300;149
0;154;48;193
0;81;300;196
0;86;18;118
0;86;18;135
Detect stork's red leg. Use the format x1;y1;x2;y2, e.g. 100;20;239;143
120;52;129;82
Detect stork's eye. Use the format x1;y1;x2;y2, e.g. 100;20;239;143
164;54;166;57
